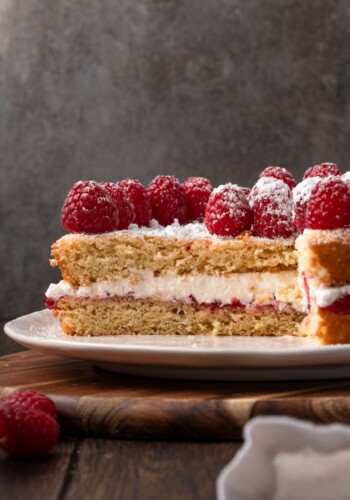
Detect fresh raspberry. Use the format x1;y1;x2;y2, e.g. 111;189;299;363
205;184;253;237
342;172;350;187
182;177;213;222
250;177;293;239
292;177;321;233
117;179;152;227
305;177;350;230
61;181;119;234
0;403;59;456
259;166;296;189
147;176;187;226
303;162;341;180
5;390;57;418
100;182;135;229
241;187;251;197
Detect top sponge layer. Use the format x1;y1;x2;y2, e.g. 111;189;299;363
51;221;297;287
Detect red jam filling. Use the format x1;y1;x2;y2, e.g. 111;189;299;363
302;272;311;312
189;295;243;309
323;295;350;315
44;297;56;310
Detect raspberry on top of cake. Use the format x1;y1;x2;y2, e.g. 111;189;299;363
46;165;350;344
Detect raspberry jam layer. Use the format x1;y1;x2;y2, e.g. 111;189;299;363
305;279;350;315
313;283;350;313
323;295;350;315
46;294;301;315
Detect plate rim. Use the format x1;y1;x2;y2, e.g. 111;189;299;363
5;310;350;379
4;309;350;361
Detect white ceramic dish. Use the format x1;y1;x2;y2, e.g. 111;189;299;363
217;416;350;500
4;310;350;381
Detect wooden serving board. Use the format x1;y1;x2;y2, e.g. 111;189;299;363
2;350;350;440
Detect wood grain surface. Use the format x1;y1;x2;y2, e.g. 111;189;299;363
0;332;240;500
0;438;239;500
2;349;350;440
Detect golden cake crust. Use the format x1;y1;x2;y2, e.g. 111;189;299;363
296;228;350;344
299;308;350;345
296;229;350;284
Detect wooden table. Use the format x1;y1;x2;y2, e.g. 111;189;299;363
0;324;239;500
3;323;350;500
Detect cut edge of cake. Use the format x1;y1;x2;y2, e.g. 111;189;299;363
296;228;350;344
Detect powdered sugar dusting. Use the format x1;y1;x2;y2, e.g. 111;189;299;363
62;180;120;233
250;177;291;202
205;183;253;236
250;178;293;219
249;177;294;239
183;177;212;193
128;219;211;238
304;162;341;179
293;177;321;207
147;175;187;226
342;172;350;186
62;219;295;244
304;177;350;230
259;166;296;189
212;184;249;219
127;219;297;243
301;227;350;244
214;183;241;195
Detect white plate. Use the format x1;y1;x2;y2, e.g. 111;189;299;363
4;309;350;381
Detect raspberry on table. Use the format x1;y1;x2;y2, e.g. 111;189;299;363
0;403;59;457
250;177;294;239
305;177;350;230
259;166;296;189
303;162;341;180
147;175;187;226
292;177;321;233
182;177;213;222
100;182;135;230
61;181;119;234
5;390;57;418
205;183;253;237
117;179;152;227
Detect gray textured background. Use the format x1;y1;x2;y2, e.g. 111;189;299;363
1;0;350;319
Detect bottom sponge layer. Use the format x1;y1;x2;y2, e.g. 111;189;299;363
53;297;305;337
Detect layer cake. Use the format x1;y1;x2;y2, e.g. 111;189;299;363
45;167;350;344
47;222;303;336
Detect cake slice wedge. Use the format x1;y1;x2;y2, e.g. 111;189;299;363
296;228;350;344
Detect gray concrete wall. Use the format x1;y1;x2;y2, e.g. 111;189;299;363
1;0;350;318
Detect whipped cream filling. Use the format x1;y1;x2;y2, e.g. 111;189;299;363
46;270;302;310
312;284;350;308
